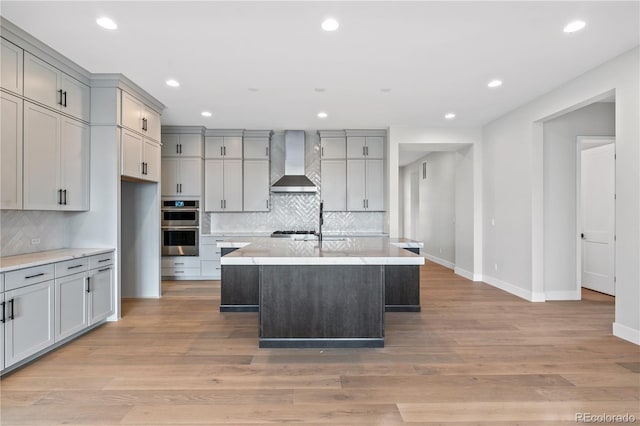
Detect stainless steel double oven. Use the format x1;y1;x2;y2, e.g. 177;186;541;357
161;200;199;256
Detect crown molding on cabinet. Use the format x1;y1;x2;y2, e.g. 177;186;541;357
243;130;273;139
317;130;346;138
345;129;388;137
161;126;206;135
204;129;245;138
91;74;165;113
1;17;91;85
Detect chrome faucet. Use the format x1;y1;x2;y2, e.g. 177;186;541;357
318;201;324;242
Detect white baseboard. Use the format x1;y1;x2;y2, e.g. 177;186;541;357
423;253;455;269
454;267;473;281
482;274;544;302
545;290;581;301
613;322;640;345
473;273;483;282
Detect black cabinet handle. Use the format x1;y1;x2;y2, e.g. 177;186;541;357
67;264;83;270
9;299;14;320
223;146;226;156
86;277;91;293
58;189;63;205
98;267;111;273
176;144;180;154
98;258;110;263
179;144;182;154
63;189;67;205
1;301;5;323
177;183;180;193
179;183;182;193
142;117;148;131
58;89;63;105
266;146;269;157
220;146;223;156
25;272;45;279
363;146;366;156
63;91;67;107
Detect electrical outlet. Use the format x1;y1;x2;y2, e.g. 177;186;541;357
31;238;41;245
494;263;498;272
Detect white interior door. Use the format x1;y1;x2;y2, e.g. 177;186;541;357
581;142;615;295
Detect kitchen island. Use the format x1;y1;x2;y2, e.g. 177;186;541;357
219;237;424;348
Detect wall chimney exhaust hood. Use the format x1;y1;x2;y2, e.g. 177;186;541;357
271;130;317;193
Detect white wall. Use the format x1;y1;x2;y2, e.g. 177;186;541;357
454;146;475;278
543;102;615;300
401;148;476;276
482;47;639;344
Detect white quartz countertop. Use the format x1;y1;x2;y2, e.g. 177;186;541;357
219;237;424;266
0;248;114;273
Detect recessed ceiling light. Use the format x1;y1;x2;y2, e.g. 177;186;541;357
201;111;212;117
317;112;328;119
165;79;180;88
314;88;325;93
96;17;117;30
564;20;586;33
248;88;260;92
488;79;503;88
445;113;456;120
321;18;339;32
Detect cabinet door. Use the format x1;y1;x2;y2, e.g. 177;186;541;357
161;158;180;196
24;52;61;111
365;159;385;211
61;73;90;122
143;139;161;182
142;105;161;142
179;157;202;196
244;138;269;160
1;92;23;209
205;136;224;159
23;102;60;210
4;280;55;368
243;160;269;211
89;267;113;325
321;160;346;211
121;129;143;178
223;137;243;159
347;136;366;159
54;273;88;342
321;137;346;159
365;136;385;159
179;134;203;157
346;159;366;211
161;134;180;157
59;117;90;211
223;159;243;211
0;292;4;369
1;39;23;94
121;91;143;132
204;160;224;211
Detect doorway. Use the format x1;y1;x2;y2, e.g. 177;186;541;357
578;137;616;296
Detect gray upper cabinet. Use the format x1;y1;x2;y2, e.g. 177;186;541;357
23;52;90;122
121;91;161;142
205;136;243;159
1;92;23;210
1;38;23;95
161;133;203;157
243;137;270;160
347;136;384;159
321;137;346;159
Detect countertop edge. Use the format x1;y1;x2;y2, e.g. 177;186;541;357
1;248;115;273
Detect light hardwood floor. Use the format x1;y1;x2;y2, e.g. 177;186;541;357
1;261;638;425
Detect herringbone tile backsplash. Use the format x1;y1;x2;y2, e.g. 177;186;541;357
1;211;66;257
208;130;385;234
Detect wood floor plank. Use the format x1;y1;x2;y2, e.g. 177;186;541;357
0;261;637;425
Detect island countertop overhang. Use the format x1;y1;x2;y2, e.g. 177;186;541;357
218;237;425;266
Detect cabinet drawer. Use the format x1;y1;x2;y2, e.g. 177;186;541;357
200;235;224;245
89;252;114;269
162;267;200;277
201;260;221;277
161;257;200;268
199;245;221;261
5;264;55;291
55;258;89;278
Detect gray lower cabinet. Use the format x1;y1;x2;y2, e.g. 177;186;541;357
54;272;88;341
1;250;114;374
88;266;113;324
4;280;55;368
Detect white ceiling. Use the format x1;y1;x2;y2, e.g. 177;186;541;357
1;1;638;132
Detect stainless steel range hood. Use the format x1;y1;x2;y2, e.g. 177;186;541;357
271;130;317;193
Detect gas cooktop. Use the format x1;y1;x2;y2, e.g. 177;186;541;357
271;230;318;239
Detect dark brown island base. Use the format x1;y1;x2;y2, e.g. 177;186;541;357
218;237;424;348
